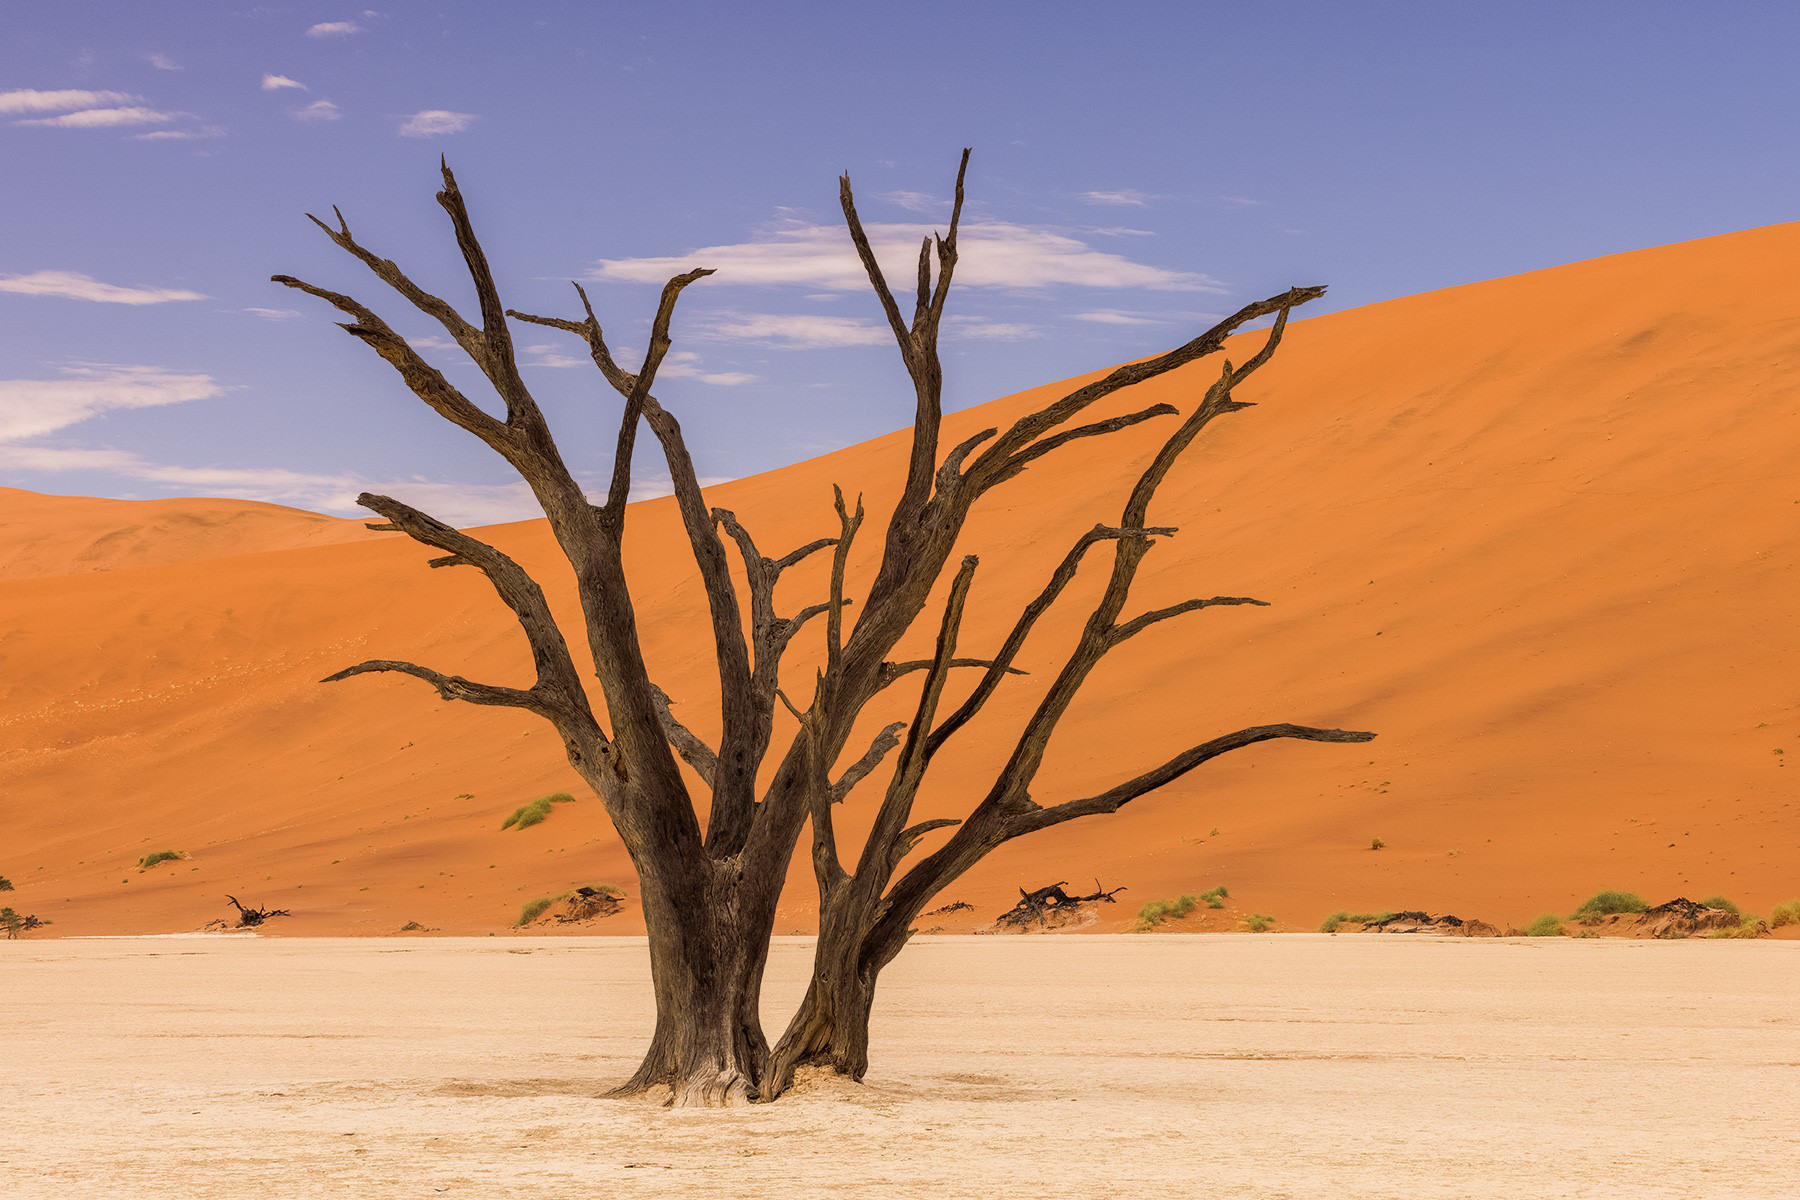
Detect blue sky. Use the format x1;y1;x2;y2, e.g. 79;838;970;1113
3;2;1797;522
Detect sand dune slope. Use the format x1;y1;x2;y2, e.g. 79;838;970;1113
3;221;1799;936
0;488;371;581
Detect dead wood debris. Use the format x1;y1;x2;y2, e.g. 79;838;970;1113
992;880;1126;931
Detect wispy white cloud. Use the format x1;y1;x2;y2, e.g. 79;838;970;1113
694;312;886;349
0;88;137;115
1219;195;1267;208
592;219;1216;293
14;105;175;128
134;125;224;141
655;351;754;386
881;190;942;213
1073;309;1165;326
397;109;475;137
0;355;737;524
144;52;180;71
1077;189;1162;207
1075;307;1224;328
261;73;308;91
945;315;1036;340
406;334;456;351
1089;227;1154;238
0;270;206;304
244;307;303;320
293;99;341;123
0;365;222;442
306;20;362;37
521;342;588;369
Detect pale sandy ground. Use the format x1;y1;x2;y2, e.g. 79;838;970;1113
4;936;1797;1199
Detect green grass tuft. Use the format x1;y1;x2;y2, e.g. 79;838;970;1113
1200;884;1229;909
1707;918;1763;939
1700;895;1740;916
500;792;576;831
1524;914;1564;937
1369;837;1385;851
1770;901;1800;929
1136;894;1198;931
1243;913;1276;932
516;894;564;925
1571;890;1647;919
136;850;185;870
0;875;11;892
516;882;622;927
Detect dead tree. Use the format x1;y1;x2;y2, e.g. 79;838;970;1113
225;896;289;927
277;150;1370;1105
991;881;1127;931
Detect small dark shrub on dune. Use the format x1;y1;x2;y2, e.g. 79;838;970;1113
1244;913;1276;932
1771;901;1800;930
1571;891;1647;921
137;850;185;870
1524;914;1564;937
0;874;12;892
500;792;575;831
1;907;48;938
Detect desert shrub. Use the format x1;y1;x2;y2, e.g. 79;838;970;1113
516;883;624;927
1244;913;1276;932
136;850;185;870
1524;914;1564;937
500;792;575;831
1571;890;1647;919
1;908;48;939
517;894;561;925
1136;894;1198;931
1708;918;1764;940
0;875;11;892
1200;885;1229;909
1770;901;1800;929
1319;910;1394;933
1701;895;1740;916
1369;837;1385;851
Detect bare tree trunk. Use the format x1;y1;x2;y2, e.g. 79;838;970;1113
613;871;775;1105
769;906;895;1084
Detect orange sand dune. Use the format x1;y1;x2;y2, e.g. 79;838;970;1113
0;488;372;581
4;221;1800;937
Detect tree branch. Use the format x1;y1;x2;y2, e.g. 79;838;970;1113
852;556;980;886
877;657;1024;691
970;287;1324;486
352;492;599;732
926;524;1170;758
827;486;864;673
831;721;907;803
270;274;514;451
1108;596;1269;645
648;685;718;788
322;659;549;714
1019;724;1377;832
